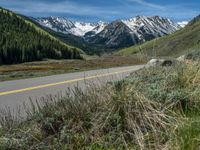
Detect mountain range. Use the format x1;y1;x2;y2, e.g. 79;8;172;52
35;16;186;49
35;17;107;37
0;6;196;65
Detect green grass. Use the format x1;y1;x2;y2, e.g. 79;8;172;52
185;49;200;61
173;116;200;150
118;18;200;57
0;56;146;82
0;62;200;149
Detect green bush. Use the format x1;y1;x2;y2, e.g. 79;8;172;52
186;49;200;60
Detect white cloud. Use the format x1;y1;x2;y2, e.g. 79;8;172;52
0;0;121;17
127;0;165;10
0;0;198;22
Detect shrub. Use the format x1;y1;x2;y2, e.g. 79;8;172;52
186;49;200;61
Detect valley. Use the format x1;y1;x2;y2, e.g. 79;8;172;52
0;2;200;149
0;7;190;67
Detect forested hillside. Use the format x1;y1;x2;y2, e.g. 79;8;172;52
0;8;82;64
41;27;106;55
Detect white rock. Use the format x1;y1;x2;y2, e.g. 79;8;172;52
147;59;165;66
176;55;186;62
146;59;175;67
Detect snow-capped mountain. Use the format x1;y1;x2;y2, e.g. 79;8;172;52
177;21;188;28
35;17;107;37
86;20;136;48
35;16;181;49
122;16;180;38
88;16;181;48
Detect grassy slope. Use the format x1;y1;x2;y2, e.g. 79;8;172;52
118;18;200;57
0;62;200;149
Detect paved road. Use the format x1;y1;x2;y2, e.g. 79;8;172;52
0;65;144;115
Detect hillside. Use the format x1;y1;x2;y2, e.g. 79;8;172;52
36;25;107;55
118;15;200;57
0;7;82;64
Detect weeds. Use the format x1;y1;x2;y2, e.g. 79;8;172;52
0;63;200;149
186;49;200;61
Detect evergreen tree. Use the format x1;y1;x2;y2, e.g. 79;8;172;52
0;8;82;64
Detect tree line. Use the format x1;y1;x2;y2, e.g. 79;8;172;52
0;8;81;64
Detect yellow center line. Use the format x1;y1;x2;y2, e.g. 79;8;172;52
0;68;136;96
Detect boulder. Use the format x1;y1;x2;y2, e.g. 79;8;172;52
176;55;186;62
147;59;175;67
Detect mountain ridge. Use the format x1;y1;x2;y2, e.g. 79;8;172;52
88;16;181;49
35;16;182;49
117;14;200;57
35;17;107;37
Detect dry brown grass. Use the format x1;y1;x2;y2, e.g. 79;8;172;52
0;56;146;81
0;81;178;149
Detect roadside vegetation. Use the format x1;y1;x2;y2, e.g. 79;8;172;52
0;56;146;82
186;49;200;61
0;60;200;149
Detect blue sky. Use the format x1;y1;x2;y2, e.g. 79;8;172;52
0;0;199;22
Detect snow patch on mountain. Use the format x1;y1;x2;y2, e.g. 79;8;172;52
88;16;182;48
35;16;182;49
71;22;96;36
93;21;107;34
177;21;188;28
122;16;181;38
36;17;107;37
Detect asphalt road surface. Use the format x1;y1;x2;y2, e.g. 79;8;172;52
0;65;144;116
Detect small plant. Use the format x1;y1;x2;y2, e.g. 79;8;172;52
186;49;200;61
